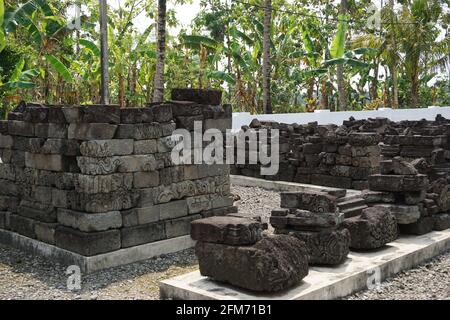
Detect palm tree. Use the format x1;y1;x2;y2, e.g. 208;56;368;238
262;0;272;113
99;0;110;104
388;0;399;108
152;0;166;103
336;0;348;111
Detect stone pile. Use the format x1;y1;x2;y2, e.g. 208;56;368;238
0;89;236;258
270;190;350;265
367;157;433;235
232;120;381;190
191;216;309;292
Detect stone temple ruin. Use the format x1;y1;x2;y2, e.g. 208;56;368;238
0;89;235;267
1;90;450;295
189;115;450;294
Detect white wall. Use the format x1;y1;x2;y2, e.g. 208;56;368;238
232;106;450;131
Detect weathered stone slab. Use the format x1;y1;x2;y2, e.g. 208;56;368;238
374;204;421;224
133;171;159;188
342;206;398;249
0;211;11;229
165;214;202;238
0;134;14;148
80;139;134;157
399;216;434;235
277;228;350;265
74;173;133;193
133;139;158;154
195;235;309;292
17;204;56;223
115;123;163;140
34;222;57;245
25;153;74;172
9;214;36;239
380;158;418;175
120;108;154;123
66;190;137;213
171;88;222;105
121;222;166;248
280;191;337;213
55;226;121;256
77;155;157;174
270;210;344;232
369;174;428;192
433;214;450;231
81;106;121;124
191;216;264;245
8;121;34;136
57;209;122;232
68;123;117;140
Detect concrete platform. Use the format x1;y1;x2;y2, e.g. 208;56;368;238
159;229;450;300
0;229;195;273
231;175;361;198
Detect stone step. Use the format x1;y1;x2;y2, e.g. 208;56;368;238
337;198;366;211
341;205;368;219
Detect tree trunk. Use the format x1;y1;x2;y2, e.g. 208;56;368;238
411;69;419;108
336;0;348;111
99;0;110;104
118;72;125;108
389;0;399;108
262;0;272;114
152;0;167;103
320;79;329;109
371;58;379;101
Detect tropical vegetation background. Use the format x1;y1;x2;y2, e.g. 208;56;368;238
0;0;449;118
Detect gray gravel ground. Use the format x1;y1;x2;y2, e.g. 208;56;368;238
0;185;448;300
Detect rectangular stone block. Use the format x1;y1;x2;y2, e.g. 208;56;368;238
171;88;222;105
34;222;57;244
57;208;122;232
68;123;117;140
159;167;184;185
0;211;11;229
133;171;160;188
81;105;121;124
133;139;158;154
0;179;20;196
0;163;15;180
280;191;337;213
55;226;121;256
186;195;212;214
0;195;19;212
17;204;57;223
203;118;232;132
165;214;202;238
311;174;352;189
121;222;166;248
0;134;14;148
77;155;157;174
8;121;34;136
9;214;36;238
67;191;137;213
150;104;173;122
25;152;74;172
80;139;134;157
115;123;162;140
75;173;133;193
30;139;79;156
160;200;188;220
120;108;154;123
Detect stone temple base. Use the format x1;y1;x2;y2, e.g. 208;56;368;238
0;229;194;273
159;229;450;300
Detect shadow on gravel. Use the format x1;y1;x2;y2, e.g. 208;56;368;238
0;244;198;295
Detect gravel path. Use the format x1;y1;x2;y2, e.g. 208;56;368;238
346;250;450;300
0;185;449;300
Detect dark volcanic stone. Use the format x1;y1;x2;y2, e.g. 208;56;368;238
171;88;222;105
280;191;337;213
433;214;450;231
399;216;434;235
190;216;263;245
55;226;121;256
277;228;350;265
342;206;398;249
195;235;309;292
